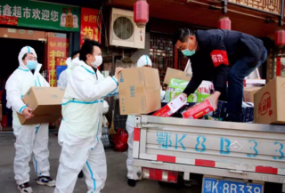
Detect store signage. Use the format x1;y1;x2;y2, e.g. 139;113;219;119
0;15;18;25
0;0;80;31
47;37;69;87
80;8;101;46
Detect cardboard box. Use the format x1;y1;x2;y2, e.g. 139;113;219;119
254;77;285;124
119;67;161;115
243;87;262;103
163;68;192;85
165;78;212;103
17;87;65;125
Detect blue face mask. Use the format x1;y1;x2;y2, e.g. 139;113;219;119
181;41;196;56
26;60;37;70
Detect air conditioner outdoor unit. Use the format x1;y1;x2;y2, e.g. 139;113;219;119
109;8;146;49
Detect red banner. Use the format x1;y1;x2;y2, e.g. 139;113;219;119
47;37;69;87
0;16;18;25
80;8;102;46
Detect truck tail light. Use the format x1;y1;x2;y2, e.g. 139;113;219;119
142;167;178;183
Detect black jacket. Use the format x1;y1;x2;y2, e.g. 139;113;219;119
183;29;264;95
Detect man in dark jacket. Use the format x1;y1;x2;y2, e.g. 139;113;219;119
173;28;267;122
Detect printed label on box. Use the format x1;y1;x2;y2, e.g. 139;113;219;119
182;100;214;119
154;94;187;117
258;92;272;116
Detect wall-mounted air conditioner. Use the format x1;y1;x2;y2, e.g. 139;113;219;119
109;8;146;49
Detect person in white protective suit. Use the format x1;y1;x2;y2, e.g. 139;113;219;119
56;50;86;179
54;39;123;193
57;51;80;87
5;46;56;193
126;55;166;187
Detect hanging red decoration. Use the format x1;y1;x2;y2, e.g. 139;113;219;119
275;29;285;46
218;16;231;30
134;0;149;27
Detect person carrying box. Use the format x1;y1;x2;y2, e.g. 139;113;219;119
173;28;267;122
56;50;85;179
54;39;123;193
5;46;55;193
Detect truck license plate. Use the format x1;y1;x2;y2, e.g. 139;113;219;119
203;178;263;193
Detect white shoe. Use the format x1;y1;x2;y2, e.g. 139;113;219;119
36;176;56;187
18;182;33;193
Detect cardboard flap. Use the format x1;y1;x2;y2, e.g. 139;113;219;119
164;68;192;85
119;68;145;89
23;87;38;111
31;87;65;105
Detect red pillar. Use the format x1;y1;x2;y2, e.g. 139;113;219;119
276;56;281;77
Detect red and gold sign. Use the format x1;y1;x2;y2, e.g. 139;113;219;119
56;57;68;66
80;7;101;46
0;16;18;25
47;37;69;87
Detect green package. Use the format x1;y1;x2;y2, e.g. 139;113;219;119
165;78;211;103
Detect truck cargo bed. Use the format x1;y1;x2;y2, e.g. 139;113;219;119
133;115;285;184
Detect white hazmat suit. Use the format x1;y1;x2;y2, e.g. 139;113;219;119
57;57;72;87
54;57;118;193
5;46;51;185
126;55;165;180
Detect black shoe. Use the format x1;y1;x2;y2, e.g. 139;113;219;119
78;170;84;178
127;179;137;187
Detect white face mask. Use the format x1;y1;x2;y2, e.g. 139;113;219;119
91;55;103;68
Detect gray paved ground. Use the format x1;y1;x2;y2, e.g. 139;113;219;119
0;133;200;193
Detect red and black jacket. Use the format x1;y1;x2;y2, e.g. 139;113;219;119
183;29;265;96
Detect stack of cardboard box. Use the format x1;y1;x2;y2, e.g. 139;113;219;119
118;66;285;125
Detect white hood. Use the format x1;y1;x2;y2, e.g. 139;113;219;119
137;55;152;67
69;57;86;70
18;46;38;69
65;57;72;67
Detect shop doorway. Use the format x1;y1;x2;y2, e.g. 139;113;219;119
0;38;45;81
0;38;45;131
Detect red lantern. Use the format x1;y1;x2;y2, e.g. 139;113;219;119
218;16;231;30
134;0;149;28
275;29;285;46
